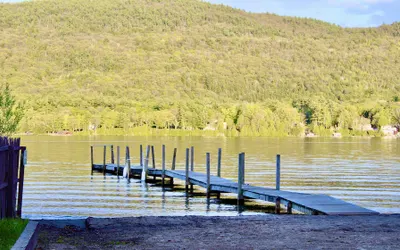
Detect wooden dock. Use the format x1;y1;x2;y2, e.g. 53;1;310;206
91;145;379;216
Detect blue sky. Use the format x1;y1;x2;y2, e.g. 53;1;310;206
1;0;399;27
206;0;400;27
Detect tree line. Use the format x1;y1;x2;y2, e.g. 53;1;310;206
0;0;399;136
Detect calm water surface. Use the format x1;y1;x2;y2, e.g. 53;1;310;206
21;136;400;219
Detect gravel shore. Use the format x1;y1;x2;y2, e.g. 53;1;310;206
36;215;400;249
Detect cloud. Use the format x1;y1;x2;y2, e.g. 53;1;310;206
206;0;400;27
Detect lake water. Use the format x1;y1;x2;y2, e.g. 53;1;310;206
21;135;400;219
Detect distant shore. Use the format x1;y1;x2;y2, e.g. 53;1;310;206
36;215;400;249
16;130;400;138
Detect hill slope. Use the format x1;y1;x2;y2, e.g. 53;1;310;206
0;0;399;136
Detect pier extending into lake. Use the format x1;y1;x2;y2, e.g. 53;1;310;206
90;144;378;216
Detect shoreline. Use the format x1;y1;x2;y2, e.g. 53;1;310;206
36;215;400;249
15;132;400;139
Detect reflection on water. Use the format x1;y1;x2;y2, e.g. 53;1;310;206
21;136;400;219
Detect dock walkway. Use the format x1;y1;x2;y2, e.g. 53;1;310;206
91;145;378;216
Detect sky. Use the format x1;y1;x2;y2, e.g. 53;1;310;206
0;0;399;27
206;0;400;27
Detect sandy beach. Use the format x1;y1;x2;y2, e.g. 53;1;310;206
35;214;400;249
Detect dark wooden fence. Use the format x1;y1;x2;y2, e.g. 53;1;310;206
0;137;26;218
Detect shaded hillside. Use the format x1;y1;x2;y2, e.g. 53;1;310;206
0;0;399;136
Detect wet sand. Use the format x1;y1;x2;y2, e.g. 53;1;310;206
36;215;400;249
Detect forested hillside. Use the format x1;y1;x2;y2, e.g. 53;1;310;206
0;0;399;136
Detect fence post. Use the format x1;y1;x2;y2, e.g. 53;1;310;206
276;154;281;191
6;145;15;217
17;147;26;218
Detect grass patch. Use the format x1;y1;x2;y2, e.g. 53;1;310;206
0;219;29;250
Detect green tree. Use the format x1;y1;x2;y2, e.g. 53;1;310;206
393;108;400;129
0;84;24;136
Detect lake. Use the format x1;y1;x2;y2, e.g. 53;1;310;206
21;135;400;219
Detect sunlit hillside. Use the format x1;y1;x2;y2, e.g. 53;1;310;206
0;0;399;136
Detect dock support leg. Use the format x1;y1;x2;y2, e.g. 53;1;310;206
116;146;120;179
142;145;150;182
276;154;281;191
103;145;106;175
287;201;292;214
185;148;189;193
162;145;165;187
206;152;211;198
237;153;245;206
151;145;156;181
111;145;114;164
172;148;177;170
275;198;281;214
170;148;177;187
140;145;143;167
190;146;194;193
90;146;94;175
126;146;131;180
217;148;222;199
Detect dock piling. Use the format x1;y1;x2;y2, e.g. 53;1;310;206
90;146;94;174
172;148;177;170
206;152;211;198
190;146;194;193
126;146;131;180
151;145;156;168
276;154;281;191
171;148;177;186
185;148;189;193
90;146;378;216
162;145;166;186
142;145;150;182
217;148;222;177
237;153;245;205
111;145;114;164
116;146;120;179
140;145;143;166
103;145;106;175
151;145;156;181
